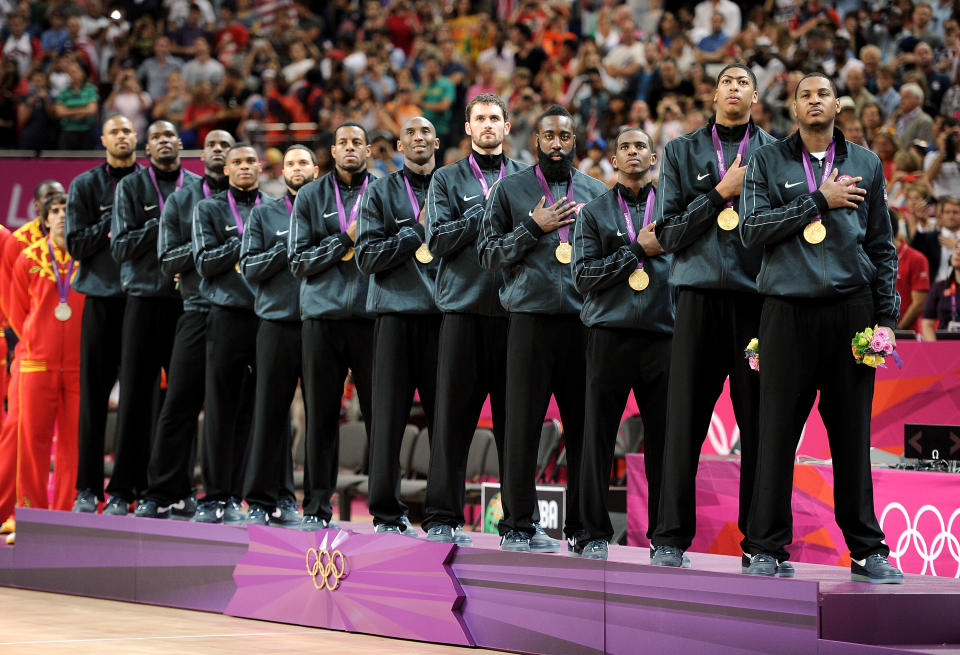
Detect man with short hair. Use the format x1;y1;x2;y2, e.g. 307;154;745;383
420;94;526;544
67;115;141;512
137;37;184;100
650;64;775;569
572;127;674;560
891;210;930;333
478;105;608;552
740;72;903;583
240;144;318;527
191;144;267;524
105;120;195;515
181;36;224;90
356;117;442;536
288;121;376;530
896;83;934;146
135;129;235;519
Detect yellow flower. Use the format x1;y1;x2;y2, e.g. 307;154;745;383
859;337;868;346
863;354;881;368
747;338;759;351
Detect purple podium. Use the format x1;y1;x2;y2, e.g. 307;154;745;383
2;508;959;655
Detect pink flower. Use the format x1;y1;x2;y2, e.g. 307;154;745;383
748;356;759;371
871;335;886;352
883;343;894;355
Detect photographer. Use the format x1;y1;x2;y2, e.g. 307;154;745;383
923;117;960;198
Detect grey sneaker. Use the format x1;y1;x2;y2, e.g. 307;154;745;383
426;524;454;543
223;497;246;526
529;523;561;553
580;539;609;560
852;554;904;584
451;525;473;546
375;523;404;535
744;553;795;578
272;498;301;528
192;500;224;523
102;495;129;516
246;505;268;526
300;515;328;531
134;499;168;519
399;514;416;535
500;530;531;552
652;545;691;567
72;489;98;513
168;494;197;521
650;544;688;568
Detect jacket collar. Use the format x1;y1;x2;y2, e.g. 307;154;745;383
402;165;432;189
785;125;849;162
707;115;754;143
614;181;654;205
228;185;260;204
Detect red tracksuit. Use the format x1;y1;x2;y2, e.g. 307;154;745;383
0;219;45;521
6;236;84;512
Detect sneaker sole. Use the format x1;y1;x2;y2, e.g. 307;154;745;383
851;573;905;584
582;553;608;560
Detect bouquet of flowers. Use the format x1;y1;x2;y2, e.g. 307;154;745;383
744;337;759;372
851;325;903;369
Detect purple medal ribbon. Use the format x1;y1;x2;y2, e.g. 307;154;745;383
468;154;505;197
46;239;75;306
710;124;751;209
227;189;261;235
333;176;369;232
616;187;655;270
800;140;837;225
534;165;575;243
284;195;293;215
147;166;185;213
403;172;422;218
202;180;211;198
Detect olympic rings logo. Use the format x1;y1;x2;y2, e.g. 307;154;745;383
879;503;960;578
305;548;348;591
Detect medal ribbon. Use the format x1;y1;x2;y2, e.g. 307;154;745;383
227;189;261;235
284;195;293;215
202;179;211;198
468;154;506;197
333;176;369;232
617;187;655;270
710;124;751;209
46;239;75;306
801;140;837;225
105;162;141;192
147;166;185;213
534;165;575;243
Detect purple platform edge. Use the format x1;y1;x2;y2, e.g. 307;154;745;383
2;509;958;655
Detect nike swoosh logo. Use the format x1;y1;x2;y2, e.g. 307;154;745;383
99;204;111;211
697;173;709;181
226;225;237;231
463;194;480;202
529;210;534;217
276;229;288;236
784;181;803;188
144;204;158;211
397;217;412;223
323;211;338;217
617;229;626;237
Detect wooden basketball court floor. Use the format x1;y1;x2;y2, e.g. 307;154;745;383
0;587;507;655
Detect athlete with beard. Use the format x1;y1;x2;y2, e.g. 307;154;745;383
288;122;375;531
356;116;441;536
740;73;902;583
240;144;318;527
420;94;527;544
135;130;234;520
104;120;195;515
649;64;775;570
478;105;607;553
68;115;141;513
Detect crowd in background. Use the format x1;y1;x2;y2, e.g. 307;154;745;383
3;0;960;330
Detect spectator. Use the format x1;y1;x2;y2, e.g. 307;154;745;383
914;41;951;114
646;58;695;116
347;83;378;134
924;118;960;197
40;9;68;58
79;0;109;41
511;23;547;80
137;37;184;101
859;44;882;94
281;40;317;91
466;61;498;102
165;0;215;29
875;64;900;119
902;184;937;239
54;61;98;149
603;16;646;96
844;67;876;115
842;118;868;147
861;101;885;146
874;129;901;183
362;59;397;103
415;53;455;150
888;149;928;208
788;0;841;40
214;66;250;135
695;12;731;65
384;0;421;57
63;15;99;80
0;59;19;147
151;69;189;124
921;244;960;340
897;82;936;147
17;69;56;150
181;80;221;148
104;69;152;142
891;208;931;333
3;11;43;78
913;196;960;282
369;130;403;176
578;68;610;136
577;138;614;179
181;36;224;91
215;0;250;53
169;4;209;58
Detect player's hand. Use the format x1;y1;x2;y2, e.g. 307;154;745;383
635;222;664;255
715;154;745;200
531;196;577;233
819;169;866;209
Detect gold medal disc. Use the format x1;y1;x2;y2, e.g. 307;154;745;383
341;247;355;261
415;243;434;264
555;242;572;264
628;268;649;291
235;261;242;274
803;221;826;244
54;302;72;321
717;207;739;230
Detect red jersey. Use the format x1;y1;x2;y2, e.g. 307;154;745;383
1;218;45;320
7;237;84;373
896;241;931;332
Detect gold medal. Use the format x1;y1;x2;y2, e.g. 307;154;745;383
415;243;434;264
341;247;354;261
555;242;572;264
803;221;826;244
235;261;242;274
54;302;72;321
628;268;649;291
717;207;739;230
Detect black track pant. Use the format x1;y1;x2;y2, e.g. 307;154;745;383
301;317;374;520
746;292;889;562
653;288;761;552
367;313;440;527
75;295;125;499
200;305;258;502
423;313;508;531
497;313;586;539
145;310;206;506
243;319;300;510
106;295;182;502
580;327;670;544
